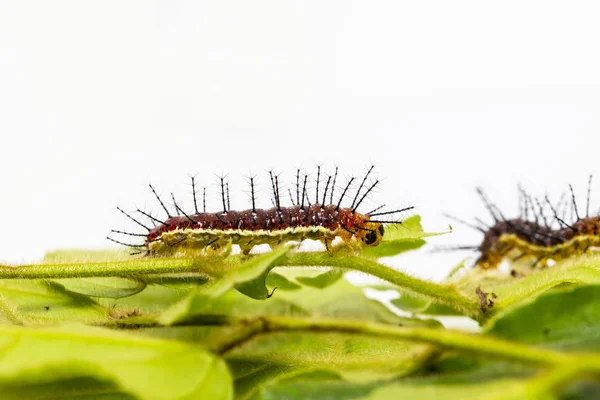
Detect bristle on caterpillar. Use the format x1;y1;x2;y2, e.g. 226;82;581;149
109;166;413;256
449;175;600;270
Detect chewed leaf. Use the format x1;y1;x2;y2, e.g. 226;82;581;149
52;278;146;299
361;216;450;258
296;269;344;288
159;247;291;325
485;284;600;351
0;324;232;400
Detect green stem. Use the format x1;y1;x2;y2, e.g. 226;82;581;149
107;313;582;367
0;252;483;319
281;253;482;319
0;258;219;279
106;313;600;373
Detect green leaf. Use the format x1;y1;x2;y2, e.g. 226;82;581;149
389;289;432;313
0;280;107;325
353;377;533;400
273;269;442;327
98;284;189;316
137;268;440;344
152;267;441;391
161;290;310;329
234;366;342;400
52;278;146;298
246;377;534;400
246;366;600;400
142;274;210;290
265;272;301;291
376;284;600;400
235;248;292;299
133;325;237;344
159;248;291;325
0;324;233;400
1;377;138;400
249;379;370;400
223;274;441;387
418;301;466;316
389;292;463;316
449;254;600;317
361;215;449;258
225;331;439;383
485;284;600;351
444;258;468;280
295;269;344;288
361;285;464;316
155;268;439;331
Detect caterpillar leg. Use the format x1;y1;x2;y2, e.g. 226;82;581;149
240;240;253;256
322;239;332;253
531;255;545;268
512;252;527;262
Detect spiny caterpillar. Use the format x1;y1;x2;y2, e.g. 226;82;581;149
108;166;413;256
448;176;600;270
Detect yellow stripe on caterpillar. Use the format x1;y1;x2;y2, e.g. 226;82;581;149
485;233;600;268
148;226;343;255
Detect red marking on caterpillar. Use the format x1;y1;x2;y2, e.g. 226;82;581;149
447;175;600;270
109;166;413;256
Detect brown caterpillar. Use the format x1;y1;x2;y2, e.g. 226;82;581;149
109;166;413;256
448;176;600;269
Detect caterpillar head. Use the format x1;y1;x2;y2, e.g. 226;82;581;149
360;223;385;247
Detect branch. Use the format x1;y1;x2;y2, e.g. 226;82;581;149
0;258;221;279
0;252;484;319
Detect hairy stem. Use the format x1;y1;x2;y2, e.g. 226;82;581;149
0;252;484;319
0;258;220;279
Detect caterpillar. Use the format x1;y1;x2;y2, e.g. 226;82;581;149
108;166;413;256
448;176;600;270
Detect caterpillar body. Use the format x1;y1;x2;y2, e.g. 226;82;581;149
476;215;600;269
450;178;600;270
109;166;412;256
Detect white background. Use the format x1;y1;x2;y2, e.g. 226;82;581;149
1;1;599;281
